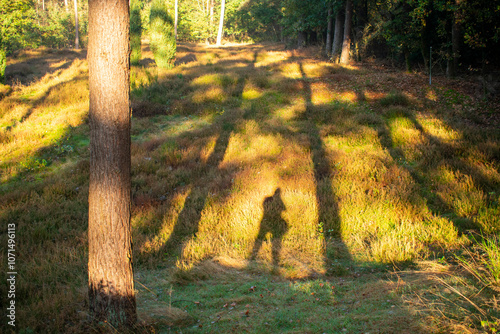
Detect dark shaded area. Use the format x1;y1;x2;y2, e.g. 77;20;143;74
175;53;197;66
88;281;136;327
131;100;168;118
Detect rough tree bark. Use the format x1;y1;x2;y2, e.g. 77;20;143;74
216;0;226;46
88;0;136;328
339;0;352;64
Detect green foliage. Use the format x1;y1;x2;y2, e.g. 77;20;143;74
459;0;500;50
0;0;41;52
20;156;48;171
227;0;282;42
176;0;216;42
130;0;142;65
0;33;5;83
381;1;420;55
0;49;5;84
281;0;327;40
149;0;176;69
0;0;88;54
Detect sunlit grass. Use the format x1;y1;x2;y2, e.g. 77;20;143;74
1;42;499;333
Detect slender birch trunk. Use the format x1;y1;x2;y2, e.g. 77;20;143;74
216;0;226;46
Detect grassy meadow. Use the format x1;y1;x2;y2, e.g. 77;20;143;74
1;43;500;333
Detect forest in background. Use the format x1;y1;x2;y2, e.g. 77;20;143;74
1;0;500;80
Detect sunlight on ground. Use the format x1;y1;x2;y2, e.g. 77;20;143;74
1;42;499;333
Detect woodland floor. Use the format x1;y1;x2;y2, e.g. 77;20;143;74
0;43;499;333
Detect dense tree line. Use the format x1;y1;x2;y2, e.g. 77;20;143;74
2;0;499;78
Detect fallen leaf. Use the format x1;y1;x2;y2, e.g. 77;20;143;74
249;286;256;291
231;302;237;307
319;283;324;287
223;303;228;308
259;294;264;298
194;301;200;305
245;310;249;316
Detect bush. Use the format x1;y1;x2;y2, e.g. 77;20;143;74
149;0;176;69
0;48;6;84
130;0;142;65
0;32;5;83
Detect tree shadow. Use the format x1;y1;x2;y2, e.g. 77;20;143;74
155;51;256;256
160;111;237;254
296;60;352;267
374;103;498;234
2;74;87;136
250;188;289;269
5;49;86;86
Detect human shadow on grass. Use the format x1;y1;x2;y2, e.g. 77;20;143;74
250;188;289;269
133;45;431;333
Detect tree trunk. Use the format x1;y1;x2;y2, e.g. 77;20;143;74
420;0;433;73
74;0;79;49
404;49;411;72
339;0;352;64
450;7;461;77
175;0;178;40
332;9;344;62
325;5;333;56
88;0;136;328
297;30;306;48
355;0;368;61
216;0;226;46
65;0;68;12
210;0;214;24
